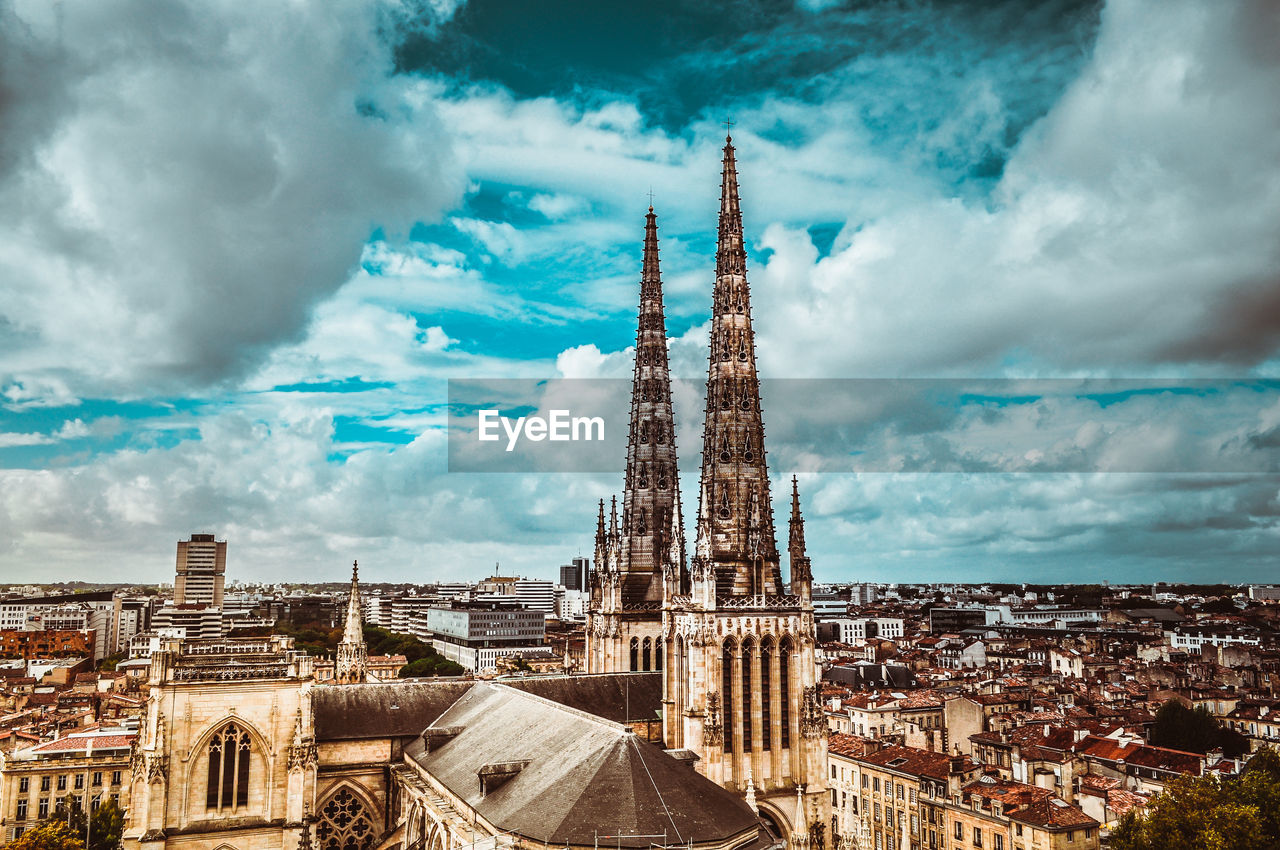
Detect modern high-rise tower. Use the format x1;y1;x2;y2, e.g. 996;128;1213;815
174;532;227;607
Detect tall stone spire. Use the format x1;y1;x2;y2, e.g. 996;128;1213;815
788;476;813;601
694;134;781;598
618;205;685;604
334;560;367;684
586;207;686;674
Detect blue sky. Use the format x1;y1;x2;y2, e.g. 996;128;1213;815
1;0;1279;585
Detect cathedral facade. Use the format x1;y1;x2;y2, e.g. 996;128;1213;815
124;134;830;850
587;135;831;842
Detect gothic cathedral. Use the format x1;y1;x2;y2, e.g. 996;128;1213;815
586;134;831;843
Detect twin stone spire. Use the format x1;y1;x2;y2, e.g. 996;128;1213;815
592;133;809;608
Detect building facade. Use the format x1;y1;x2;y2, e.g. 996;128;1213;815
122;636;316;850
1;729;134;843
584;135;831;843
174;533;227;608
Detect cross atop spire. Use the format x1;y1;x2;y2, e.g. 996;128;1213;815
723;115;734;140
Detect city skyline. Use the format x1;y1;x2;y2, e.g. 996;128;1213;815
2;0;1280;584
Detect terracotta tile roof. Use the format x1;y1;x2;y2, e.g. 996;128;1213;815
827;733;878;759
1009;797;1099;830
1075;735;1203;776
1078;774;1121;792
1106;789;1149;818
861;744;959;781
28;732;135;754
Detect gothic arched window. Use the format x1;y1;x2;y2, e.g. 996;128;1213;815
760;637;773;750
780;637;793;749
316;787;376;850
205;724;252;812
721;639;735;754
740;637;754;751
630;638;639;672
642;638;652;672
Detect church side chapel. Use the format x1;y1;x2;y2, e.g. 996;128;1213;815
122;134;830;850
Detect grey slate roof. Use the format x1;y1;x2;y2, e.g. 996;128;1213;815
313;681;473;741
500;672;663;723
406;683;759;848
312;674;664;742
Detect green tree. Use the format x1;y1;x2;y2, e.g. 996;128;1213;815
1149;699;1246;757
7;820;84;850
1111;748;1280;850
399;656;465;678
46;799;125;850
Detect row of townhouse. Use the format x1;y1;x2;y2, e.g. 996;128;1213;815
828;735;1101;850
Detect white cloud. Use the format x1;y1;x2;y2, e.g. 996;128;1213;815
0;0;467;398
750;0;1280;378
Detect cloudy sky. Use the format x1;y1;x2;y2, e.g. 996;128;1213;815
2;0;1278;586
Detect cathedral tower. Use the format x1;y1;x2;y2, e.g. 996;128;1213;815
663;133;829;846
586;206;686;674
334;560;368;684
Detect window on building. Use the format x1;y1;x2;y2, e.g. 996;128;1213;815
994;835;1003;850
38;799;48;819
206;723;252;811
955;823;963;840
74;774;84;790
973;826;982;847
16;800;27;820
40;777;50;792
18;777;29;793
92;772;102;787
761;639;772;749
722;642;734;754
57;776;67;791
741;638;754;751
780;638;792;749
112;771;122;786
315;787;376;850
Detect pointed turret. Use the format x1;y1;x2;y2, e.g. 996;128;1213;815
788;476;813;602
792;785;810;850
695;134;781;598
333;560;368;684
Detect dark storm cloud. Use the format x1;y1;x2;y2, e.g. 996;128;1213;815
0;0;467;396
